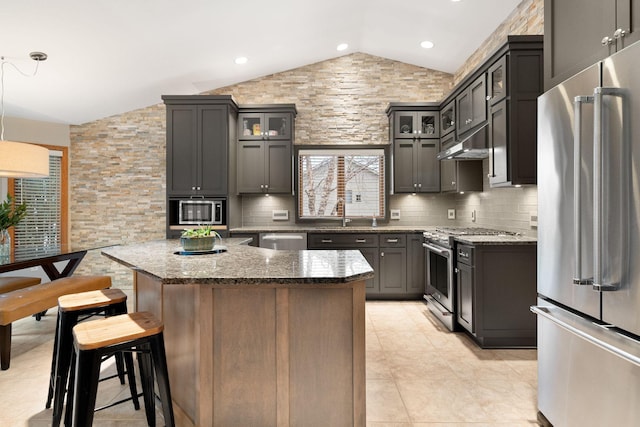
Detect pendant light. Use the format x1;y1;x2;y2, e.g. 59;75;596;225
0;52;49;178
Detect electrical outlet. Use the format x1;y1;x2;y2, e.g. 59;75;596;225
390;209;401;220
530;214;538;228
447;209;456;220
272;210;289;220
471;209;476;222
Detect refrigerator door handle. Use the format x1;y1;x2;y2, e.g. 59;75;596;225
593;86;627;291
531;305;640;367
573;95;594;286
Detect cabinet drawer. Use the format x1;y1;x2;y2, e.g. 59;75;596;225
456;244;474;266
307;233;379;248
379;234;406;247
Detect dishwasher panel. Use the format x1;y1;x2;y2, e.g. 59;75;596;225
259;233;307;250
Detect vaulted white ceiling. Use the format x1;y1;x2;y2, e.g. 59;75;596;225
0;0;522;125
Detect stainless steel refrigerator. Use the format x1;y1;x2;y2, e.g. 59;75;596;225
534;40;640;426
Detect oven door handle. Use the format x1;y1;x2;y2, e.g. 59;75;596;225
422;243;450;257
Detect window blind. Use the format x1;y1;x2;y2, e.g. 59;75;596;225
13;150;62;249
298;148;385;219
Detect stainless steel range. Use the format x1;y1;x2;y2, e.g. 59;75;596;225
422;226;517;330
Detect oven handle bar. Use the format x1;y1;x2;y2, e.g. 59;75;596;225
422;242;451;257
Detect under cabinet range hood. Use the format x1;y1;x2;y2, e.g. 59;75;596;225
436;123;489;160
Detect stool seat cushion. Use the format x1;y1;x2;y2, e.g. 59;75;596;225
58;288;127;312
0;277;41;294
73;312;163;351
0;276;111;326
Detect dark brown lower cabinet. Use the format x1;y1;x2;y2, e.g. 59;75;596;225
455;243;537;348
308;232;424;299
379;234;407;295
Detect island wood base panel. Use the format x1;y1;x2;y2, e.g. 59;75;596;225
135;272;366;427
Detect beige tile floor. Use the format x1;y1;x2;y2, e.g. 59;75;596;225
0;300;539;426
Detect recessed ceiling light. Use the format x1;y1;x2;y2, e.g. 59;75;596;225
234;56;248;65
420;40;434;49
451;0;462;2
337;43;349;51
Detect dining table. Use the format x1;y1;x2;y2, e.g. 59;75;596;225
0;244;88;280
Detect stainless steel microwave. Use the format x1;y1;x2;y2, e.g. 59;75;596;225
178;199;224;225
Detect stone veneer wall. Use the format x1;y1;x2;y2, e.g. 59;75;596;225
454;0;544;84
69;105;166;285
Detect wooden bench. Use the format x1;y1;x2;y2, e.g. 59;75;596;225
0;275;112;370
0;277;42;294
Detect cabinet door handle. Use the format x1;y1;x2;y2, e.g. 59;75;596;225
601;36;614;46
380;252;384;257
355;239;367;243
417;183;422;188
614;28;626;39
386;238;398;243
264;184;269;189
321;239;333;243
452;181;456;186
486;95;492;101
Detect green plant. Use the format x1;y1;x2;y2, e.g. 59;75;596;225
0;194;27;230
181;226;221;239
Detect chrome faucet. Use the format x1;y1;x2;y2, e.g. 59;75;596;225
338;198;351;227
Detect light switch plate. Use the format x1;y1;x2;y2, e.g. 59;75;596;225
272;210;289;221
448;209;456;220
530;214;538;228
390;209;401;220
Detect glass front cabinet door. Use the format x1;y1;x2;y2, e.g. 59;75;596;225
239;112;292;140
393;111;440;139
440;100;455;137
487;55;507;106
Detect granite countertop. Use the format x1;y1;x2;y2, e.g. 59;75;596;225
454;235;538;245
230;225;432;234
101;238;374;285
231;225;538;243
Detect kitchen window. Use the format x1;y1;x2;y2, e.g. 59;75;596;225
296;147;386;220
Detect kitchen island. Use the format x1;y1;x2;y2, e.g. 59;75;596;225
101;239;372;427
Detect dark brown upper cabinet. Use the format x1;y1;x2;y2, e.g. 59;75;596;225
544;0;640;90
436;36;542;188
163;95;238;197
456;74;487;136
236;104;297;194
386;103;441;194
488;49;543;187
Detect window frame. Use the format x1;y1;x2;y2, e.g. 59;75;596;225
294;144;390;223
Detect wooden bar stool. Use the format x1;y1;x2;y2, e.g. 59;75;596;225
71;312;175;427
48;288;141;427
